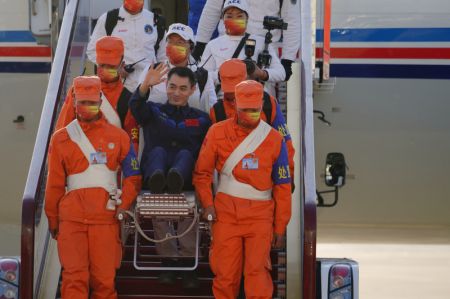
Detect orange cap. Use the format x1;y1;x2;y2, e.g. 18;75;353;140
73;76;101;101
96;36;124;66
219;59;247;93
235;80;263;109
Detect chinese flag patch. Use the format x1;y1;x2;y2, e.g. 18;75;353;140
185;119;200;127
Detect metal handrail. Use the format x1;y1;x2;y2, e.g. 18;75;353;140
20;0;80;298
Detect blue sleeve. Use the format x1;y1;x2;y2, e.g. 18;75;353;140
272;140;291;185
129;87;158;125
121;142;141;178
271;102;292;142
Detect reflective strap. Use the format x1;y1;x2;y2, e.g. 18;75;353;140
217;173;272;200
221;121;272;175
66;120;96;161
217;121;272;200
101;93;121;128
65;120;117;193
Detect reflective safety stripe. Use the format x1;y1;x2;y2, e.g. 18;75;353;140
217;121;272;200
100;93;122;128
65;120;118;193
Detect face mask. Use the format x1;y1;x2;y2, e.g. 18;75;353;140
166;44;188;65
76;104;100;121
224;18;247;36
123;0;144;14
97;66;119;82
237;110;261;128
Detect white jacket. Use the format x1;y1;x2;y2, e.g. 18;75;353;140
200;34;286;83
138;59;217;113
196;0;300;61
87;6;167;92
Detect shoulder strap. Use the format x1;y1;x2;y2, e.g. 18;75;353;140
262;92;273;124
105;8;120;36
213;100;227;122
153;12;166;54
66;120;97;161
100;94;122;128
116;88;132;126
221;121;272;175
232;33;250;58
195;67;209;96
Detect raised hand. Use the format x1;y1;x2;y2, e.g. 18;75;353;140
139;63;170;95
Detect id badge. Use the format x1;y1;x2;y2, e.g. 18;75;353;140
90;152;107;164
242;157;259;170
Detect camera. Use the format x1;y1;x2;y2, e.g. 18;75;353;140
256;16;288;69
263;16;288;31
243;39;256;75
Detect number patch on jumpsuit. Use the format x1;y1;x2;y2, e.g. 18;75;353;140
242;158;259;170
90;152;107;164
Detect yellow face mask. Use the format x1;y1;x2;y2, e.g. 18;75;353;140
166;44;189;65
224;18;247;35
97;66;119;82
237;110;261;128
76;104;100;120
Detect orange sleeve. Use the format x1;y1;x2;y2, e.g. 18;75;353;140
55;87;76;131
118;132;142;210
209;107;217;124
193;128;217;208
271;137;292;235
44;133;67;230
273;183;292;234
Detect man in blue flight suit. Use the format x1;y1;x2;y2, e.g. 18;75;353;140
130;64;211;193
129;64;211;288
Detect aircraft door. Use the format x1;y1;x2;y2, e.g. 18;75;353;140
30;0;52;44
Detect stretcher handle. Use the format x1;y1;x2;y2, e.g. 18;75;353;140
118;208;199;243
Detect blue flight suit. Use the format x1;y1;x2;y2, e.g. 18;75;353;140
129;88;211;188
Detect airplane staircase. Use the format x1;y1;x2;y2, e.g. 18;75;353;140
20;0;290;298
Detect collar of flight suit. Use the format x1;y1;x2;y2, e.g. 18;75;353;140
101;79;122;95
164;102;192;117
77;112;108;132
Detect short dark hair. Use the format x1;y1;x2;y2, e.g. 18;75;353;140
167;67;197;87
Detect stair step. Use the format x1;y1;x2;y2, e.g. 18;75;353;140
118;296;214;299
116;277;213;296
117;261;213;278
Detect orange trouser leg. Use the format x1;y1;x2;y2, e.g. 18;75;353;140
58;221;90;299
243;222;273;299
88;223;121;299
210;222;244;299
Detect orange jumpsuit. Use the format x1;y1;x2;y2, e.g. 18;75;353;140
55;80;140;152
193;117;292;299
209;94;295;181
45;115;141;299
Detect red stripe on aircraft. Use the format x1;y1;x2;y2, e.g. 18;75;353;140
316;48;450;59
0;46;51;57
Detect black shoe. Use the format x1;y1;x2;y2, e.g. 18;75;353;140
147;170;165;194
167;168;184;194
158;270;177;285
181;271;200;289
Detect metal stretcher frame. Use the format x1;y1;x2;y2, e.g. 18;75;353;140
124;191;204;271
